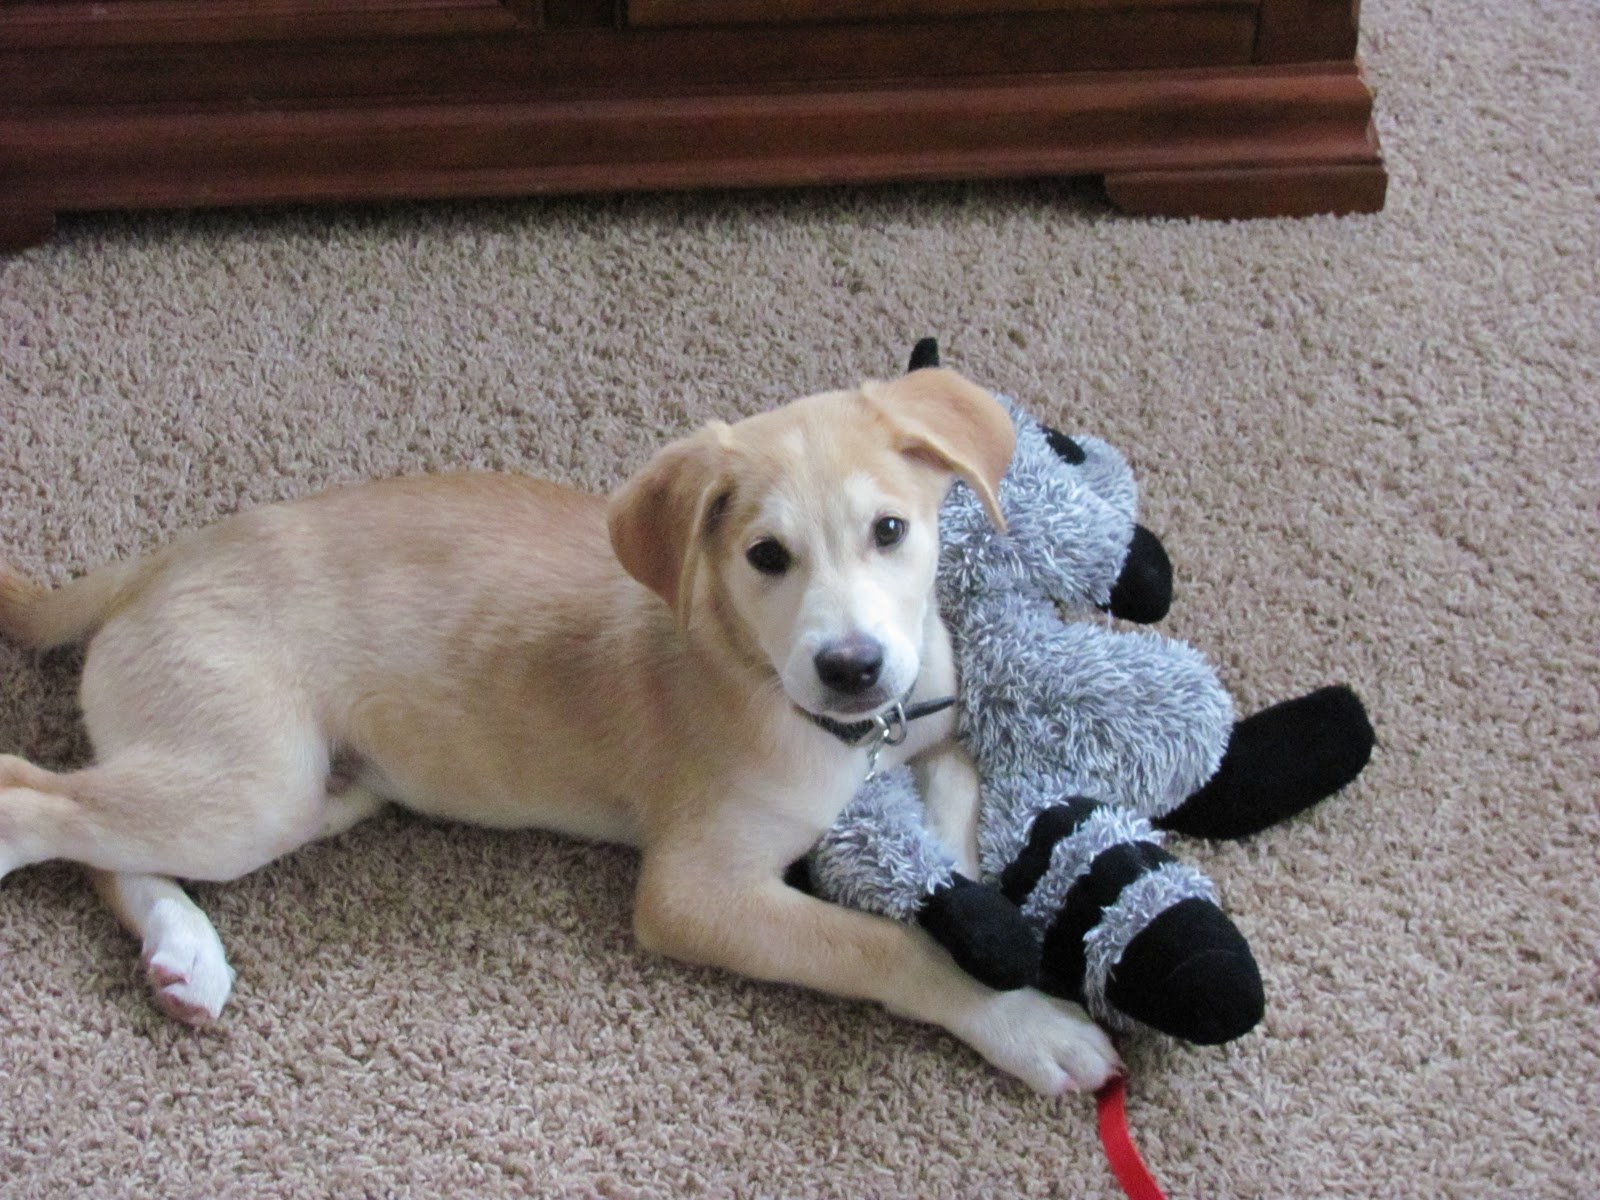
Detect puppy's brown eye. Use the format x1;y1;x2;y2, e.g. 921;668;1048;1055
746;538;792;576
874;516;908;549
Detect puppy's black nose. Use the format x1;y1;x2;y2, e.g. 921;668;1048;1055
814;637;884;695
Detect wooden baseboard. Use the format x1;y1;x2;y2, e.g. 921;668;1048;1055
1105;159;1387;219
1;62;1384;232
0;207;54;253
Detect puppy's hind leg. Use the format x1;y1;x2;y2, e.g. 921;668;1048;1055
0;746;313;1022
92;871;236;1025
0;748;323;883
0;754;83;881
85;782;385;1026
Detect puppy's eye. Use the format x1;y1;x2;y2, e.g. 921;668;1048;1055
746;538;792;576
874;516;909;549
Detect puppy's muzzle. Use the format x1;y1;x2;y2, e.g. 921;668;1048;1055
814;635;885;697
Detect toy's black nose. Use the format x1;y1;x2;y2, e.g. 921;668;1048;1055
815;637;884;695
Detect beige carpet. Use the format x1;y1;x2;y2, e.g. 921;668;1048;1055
2;0;1597;1195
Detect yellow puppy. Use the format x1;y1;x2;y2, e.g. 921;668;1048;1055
0;367;1117;1094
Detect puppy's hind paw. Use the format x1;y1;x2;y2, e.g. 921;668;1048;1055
142;941;236;1026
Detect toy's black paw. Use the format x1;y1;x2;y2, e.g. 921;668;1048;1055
1105;898;1264;1045
783;857;816;895
1157;685;1376;839
908;337;941;371
918;875;1040;991
1105;524;1173;624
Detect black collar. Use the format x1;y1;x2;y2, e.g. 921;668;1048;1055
803;695;958;747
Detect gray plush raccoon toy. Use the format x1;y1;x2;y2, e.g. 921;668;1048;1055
793;340;1374;1046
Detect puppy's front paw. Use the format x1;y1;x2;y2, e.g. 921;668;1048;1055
962;987;1121;1095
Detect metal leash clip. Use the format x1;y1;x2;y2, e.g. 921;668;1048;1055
862;701;909;782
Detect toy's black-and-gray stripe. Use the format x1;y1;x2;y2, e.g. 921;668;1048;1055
1002;800;1216;1028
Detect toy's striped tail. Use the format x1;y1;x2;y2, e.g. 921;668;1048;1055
1001;797;1263;1045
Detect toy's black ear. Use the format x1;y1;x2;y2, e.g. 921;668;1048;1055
907;337;941;372
1042;425;1088;465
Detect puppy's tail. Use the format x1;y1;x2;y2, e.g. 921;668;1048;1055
0;556;149;651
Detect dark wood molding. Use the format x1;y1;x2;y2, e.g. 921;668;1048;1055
1105;160;1386;219
0;0;1385;240
0;11;1257;109
2;64;1381;214
0;208;56;254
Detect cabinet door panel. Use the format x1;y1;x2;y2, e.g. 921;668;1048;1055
0;1;536;46
628;0;1232;28
1254;0;1358;61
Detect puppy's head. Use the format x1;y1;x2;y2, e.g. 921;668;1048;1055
608;368;1014;721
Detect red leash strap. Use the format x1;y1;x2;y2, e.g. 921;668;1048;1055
1096;1075;1168;1200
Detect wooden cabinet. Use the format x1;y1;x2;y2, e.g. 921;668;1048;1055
0;0;1384;248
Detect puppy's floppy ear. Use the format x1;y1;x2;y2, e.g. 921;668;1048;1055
608;423;731;623
868;367;1015;530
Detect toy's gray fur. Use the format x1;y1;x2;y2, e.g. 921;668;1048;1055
809;767;958;922
1067;435;1138;536
935;405;1137;616
805;394;1238;1029
936;399;1233;856
961;616;1233;869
